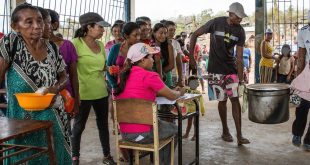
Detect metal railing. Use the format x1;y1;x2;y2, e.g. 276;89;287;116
0;0;128;42
265;0;309;53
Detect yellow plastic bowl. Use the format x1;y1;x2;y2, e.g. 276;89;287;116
15;93;55;111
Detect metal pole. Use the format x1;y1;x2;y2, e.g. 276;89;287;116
255;0;265;83
124;0;131;22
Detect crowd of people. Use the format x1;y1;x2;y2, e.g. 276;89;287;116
0;1;310;165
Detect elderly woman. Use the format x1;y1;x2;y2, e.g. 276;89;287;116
114;43;184;165
71;12;115;165
0;4;71;164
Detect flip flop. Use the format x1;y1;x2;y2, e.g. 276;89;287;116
221;134;233;142
237;137;250;145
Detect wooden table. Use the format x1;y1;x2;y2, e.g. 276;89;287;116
156;94;201;165
0;117;56;165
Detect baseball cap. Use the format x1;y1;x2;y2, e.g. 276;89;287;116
127;43;160;63
79;12;110;27
265;28;273;34
228;2;248;18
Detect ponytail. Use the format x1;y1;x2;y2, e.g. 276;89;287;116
74;27;85;38
114;59;134;95
74;23;96;38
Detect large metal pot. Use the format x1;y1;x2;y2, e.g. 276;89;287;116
247;83;290;124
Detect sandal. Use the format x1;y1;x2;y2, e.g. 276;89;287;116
119;157;129;162
221;134;233;142
237;137;250;145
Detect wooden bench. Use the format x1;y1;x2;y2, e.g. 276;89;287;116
0;117;56;165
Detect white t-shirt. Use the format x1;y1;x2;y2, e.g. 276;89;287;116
297;25;310;63
171;39;183;78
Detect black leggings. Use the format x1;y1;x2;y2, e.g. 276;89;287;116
292;98;310;144
71;96;110;157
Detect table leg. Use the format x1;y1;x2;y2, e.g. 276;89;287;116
194;100;199;165
174;103;182;165
46;126;56;165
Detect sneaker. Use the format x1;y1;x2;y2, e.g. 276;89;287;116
303;143;310;151
292;135;301;147
102;155;116;165
72;156;79;165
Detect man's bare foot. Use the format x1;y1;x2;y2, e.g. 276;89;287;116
191;136;196;141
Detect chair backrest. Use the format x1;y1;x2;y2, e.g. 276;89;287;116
113;98;156;125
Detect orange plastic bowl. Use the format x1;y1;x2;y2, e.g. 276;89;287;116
15;93;55;111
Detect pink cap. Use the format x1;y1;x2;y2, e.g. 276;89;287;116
127;43;160;63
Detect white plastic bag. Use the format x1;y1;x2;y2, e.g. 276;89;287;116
241;86;248;113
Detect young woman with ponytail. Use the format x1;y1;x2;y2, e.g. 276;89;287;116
71;12;116;165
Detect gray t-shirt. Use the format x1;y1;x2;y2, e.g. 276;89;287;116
204;16;245;74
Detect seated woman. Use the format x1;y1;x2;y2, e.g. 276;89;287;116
114;43;185;165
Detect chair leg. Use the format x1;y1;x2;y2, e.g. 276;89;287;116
154;150;160;165
116;147;120;165
170;138;175;165
134;150;139;165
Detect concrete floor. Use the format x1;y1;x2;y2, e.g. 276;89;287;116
79;94;310;165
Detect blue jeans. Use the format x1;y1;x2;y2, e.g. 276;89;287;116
277;74;291;84
122;120;177;165
292;98;310;144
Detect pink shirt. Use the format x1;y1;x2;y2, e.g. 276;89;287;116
105;40;116;57
116;66;165;133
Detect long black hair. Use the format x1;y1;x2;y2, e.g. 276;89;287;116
114;59;134;95
152;23;169;68
74;23;96;38
37;7;50;21
122;22;139;39
46;9;59;24
111;20;124;33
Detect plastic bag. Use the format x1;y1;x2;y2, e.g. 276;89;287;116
60;89;74;114
238;85;245;97
35;87;48;95
241;86;248;113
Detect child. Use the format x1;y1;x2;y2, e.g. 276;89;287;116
182;76;205;141
277;44;295;84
